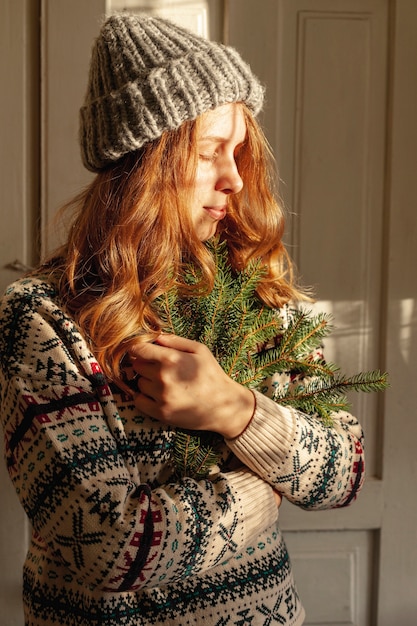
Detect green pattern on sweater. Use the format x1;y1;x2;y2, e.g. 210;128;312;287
0;277;365;625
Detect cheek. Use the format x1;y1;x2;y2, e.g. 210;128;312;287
190;169;210;202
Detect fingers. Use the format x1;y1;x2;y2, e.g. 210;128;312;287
129;339;167;362
154;334;200;353
129;335;200;365
134;388;159;419
135;373;159;398
128;336;195;420
129;338;177;379
129;335;209;385
126;334;253;435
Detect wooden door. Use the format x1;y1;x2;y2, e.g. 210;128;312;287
0;2;39;624
228;1;417;624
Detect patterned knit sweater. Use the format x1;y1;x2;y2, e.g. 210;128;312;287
0;277;365;626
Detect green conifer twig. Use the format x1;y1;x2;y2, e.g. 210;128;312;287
156;238;388;479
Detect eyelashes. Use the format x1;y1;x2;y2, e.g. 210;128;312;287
198;152;219;163
198;144;246;164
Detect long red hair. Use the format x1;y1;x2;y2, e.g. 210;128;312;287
40;104;308;383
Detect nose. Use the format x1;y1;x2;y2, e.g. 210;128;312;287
215;158;244;195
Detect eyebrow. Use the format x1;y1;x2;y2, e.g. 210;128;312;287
198;136;228;143
197;136;247;145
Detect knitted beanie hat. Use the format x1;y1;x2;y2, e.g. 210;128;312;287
79;13;264;172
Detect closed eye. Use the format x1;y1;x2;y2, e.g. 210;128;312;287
199;152;219;162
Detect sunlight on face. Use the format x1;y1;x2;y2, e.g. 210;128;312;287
190;103;247;241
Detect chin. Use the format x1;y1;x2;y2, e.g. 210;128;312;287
198;227;218;242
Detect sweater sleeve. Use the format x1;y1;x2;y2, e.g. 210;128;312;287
226;388;365;509
0;279;278;593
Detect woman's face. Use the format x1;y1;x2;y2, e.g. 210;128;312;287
190;103;247;241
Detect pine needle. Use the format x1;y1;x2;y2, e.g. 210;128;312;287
155;238;389;479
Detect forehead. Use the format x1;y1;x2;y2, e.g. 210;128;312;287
197;103;247;142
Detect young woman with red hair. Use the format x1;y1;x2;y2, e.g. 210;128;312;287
0;14;364;626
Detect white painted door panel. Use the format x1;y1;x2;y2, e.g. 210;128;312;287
228;0;417;624
0;2;38;624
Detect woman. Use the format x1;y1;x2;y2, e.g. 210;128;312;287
0;14;364;626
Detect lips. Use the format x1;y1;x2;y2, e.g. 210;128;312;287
203;205;227;221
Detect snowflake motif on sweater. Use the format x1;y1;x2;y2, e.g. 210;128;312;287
0;277;365;625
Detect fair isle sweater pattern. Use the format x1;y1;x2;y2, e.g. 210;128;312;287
0;277;365;626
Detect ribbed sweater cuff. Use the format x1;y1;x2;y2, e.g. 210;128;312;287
226;390;297;475
225;469;278;543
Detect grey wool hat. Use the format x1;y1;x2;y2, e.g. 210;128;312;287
79;13;264;172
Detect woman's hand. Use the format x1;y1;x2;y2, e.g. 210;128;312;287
129;334;255;439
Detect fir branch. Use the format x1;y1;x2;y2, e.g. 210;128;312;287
273;309;332;359
274;370;388;426
155;238;389;479
172;430;223;480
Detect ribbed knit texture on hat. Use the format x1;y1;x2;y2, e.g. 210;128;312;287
79;14;264;172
